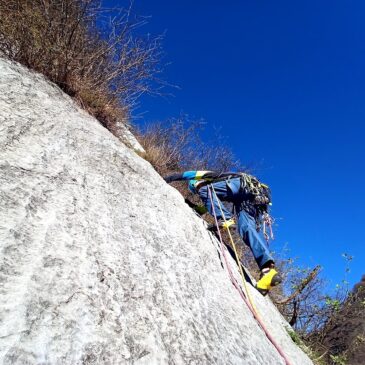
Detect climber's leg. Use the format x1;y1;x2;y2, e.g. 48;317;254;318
235;209;282;295
198;180;232;220
235;209;273;269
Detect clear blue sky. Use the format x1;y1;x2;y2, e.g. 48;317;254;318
107;1;364;289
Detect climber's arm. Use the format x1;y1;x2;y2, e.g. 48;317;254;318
164;170;238;183
164;171;212;183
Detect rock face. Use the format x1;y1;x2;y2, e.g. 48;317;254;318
0;58;313;365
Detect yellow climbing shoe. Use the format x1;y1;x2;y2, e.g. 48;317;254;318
207;218;236;232
222;218;236;230
256;267;282;296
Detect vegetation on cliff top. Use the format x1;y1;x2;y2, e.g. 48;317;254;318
0;0;163;136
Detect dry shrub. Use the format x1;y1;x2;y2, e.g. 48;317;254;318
267;251;362;365
270;255;327;331
136;116;242;176
0;0;163;135
306;277;365;365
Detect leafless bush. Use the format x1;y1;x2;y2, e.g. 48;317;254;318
136;116;242;176
271;258;328;332
267;251;361;364
306;278;365;365
0;0;163;135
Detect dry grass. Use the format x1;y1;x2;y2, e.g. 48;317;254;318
0;0;163;136
136;116;242;176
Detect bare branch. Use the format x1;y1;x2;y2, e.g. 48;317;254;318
275;265;321;305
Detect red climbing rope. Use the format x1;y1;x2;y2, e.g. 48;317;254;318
207;185;293;365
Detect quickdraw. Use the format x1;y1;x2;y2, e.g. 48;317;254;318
262;212;275;244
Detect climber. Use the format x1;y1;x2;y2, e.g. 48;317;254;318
164;170;282;295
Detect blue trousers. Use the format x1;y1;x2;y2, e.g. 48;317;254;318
198;177;273;269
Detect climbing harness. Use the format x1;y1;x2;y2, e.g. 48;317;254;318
207;184;292;365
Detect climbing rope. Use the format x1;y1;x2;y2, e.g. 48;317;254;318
209;184;259;315
207;185;293;365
